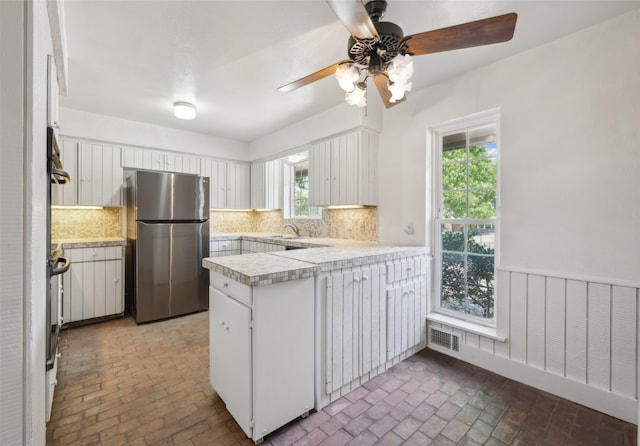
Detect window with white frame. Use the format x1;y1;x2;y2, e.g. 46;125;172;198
434;111;499;323
284;158;322;219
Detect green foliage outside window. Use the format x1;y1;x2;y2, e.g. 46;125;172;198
293;163;321;218
440;138;497;320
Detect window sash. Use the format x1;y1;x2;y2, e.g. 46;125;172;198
433;110;500;326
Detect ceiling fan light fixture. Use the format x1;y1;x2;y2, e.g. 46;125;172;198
386;53;413;102
173;102;197;120
335;64;360;92
345;82;367;107
387;53;413;84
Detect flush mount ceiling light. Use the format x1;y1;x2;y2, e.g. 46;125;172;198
278;0;517;109
173;102;197;120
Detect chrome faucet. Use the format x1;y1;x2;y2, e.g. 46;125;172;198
284;223;300;237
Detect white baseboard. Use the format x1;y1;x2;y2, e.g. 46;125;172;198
459;345;638;425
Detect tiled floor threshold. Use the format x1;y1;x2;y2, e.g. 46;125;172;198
47;311;637;446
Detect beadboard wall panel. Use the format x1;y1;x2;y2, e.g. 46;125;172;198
428;267;639;423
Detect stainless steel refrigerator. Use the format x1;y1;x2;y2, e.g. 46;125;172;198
126;170;209;323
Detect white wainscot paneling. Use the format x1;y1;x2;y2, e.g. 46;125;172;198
432;267;639;424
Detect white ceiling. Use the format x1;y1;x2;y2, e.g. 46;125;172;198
60;0;640;142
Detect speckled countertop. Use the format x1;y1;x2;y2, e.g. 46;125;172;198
271;245;429;271
204;233;429;285
52;237;126;248
203;253;319;286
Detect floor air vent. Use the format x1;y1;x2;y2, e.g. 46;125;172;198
430;328;460;352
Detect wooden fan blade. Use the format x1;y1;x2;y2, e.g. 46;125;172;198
400;13;517;56
326;0;379;40
373;75;405;109
278;60;353;92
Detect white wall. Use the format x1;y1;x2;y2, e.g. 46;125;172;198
0;0;53;444
0;1;27;444
379;8;640;282
59;107;251;161
377;9;640;423
248;96;383;161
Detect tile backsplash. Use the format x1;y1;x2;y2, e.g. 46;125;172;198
53;207;378;242
52;207;122;239
211;208;378;242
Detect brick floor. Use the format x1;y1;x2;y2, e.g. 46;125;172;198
47;312;637;445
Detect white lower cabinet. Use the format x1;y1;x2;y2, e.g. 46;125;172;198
386;256;428;359
63;246;124;324
318;263;387;405
209;272;314;442
317;255;428;408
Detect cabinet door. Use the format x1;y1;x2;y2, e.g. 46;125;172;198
122;147;159;170
359;263;386;375
104;258;123;316
309;140;331;206
250;161;265;209
331;133;359;205
209;287;252;437
386;279;424;359
165;153;201;174
202;158;227;209
264;158;281;209
63;248;124;323
325;269;357;393
227;162;250;209
251;159;282;210
78;143;122;206
52;140;77;206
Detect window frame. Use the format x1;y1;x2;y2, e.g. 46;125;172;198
432;109;501;327
283;159;322;220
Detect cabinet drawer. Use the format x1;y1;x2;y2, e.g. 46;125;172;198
74;246;122;262
210;271;252;306
386;256;425;284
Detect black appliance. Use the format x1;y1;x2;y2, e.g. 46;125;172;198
46;126;70;371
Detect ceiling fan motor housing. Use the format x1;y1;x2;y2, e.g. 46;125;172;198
348;21;404;73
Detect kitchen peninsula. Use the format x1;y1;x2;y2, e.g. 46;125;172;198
203;235;430;443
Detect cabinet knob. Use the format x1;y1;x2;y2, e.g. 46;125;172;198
362;276;368;281
223;283;229;288
353;277;360;283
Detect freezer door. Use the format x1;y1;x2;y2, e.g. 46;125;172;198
135;170;209;221
135;221;209;323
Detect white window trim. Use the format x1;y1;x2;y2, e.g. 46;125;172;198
430;108;501;328
283;159;322;220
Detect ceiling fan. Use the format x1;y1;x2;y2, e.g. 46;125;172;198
278;0;517;108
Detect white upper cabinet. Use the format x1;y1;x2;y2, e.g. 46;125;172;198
250;158;281;210
226;161;250;209
164;153;201;174
78;142;123;206
121;148;164;170
52;140;122;207
201;158;250;209
52;139;77;206
122;148;200;174
309;128;378;207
